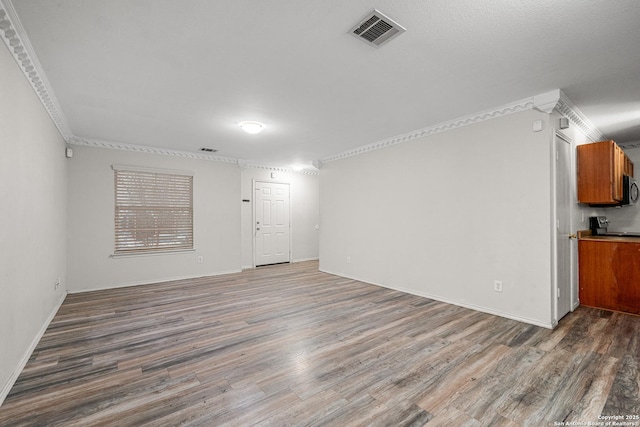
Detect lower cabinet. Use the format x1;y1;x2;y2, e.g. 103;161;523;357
579;239;640;315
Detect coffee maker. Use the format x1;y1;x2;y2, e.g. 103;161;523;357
589;216;609;236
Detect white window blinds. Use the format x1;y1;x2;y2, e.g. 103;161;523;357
114;167;193;254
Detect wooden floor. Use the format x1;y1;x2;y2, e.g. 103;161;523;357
1;261;639;426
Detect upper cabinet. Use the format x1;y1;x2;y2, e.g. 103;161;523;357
577;140;634;205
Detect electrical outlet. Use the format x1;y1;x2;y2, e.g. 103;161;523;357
346;256;351;264
197;256;204;264
494;280;503;293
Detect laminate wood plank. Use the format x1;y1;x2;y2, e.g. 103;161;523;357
0;367;144;425
62;372;202;427
135;380;263;427
496;348;608;425
329;336;452;402
299;392;393;427
1;261;640;426
365;339;486;411
530;351;609;424
559;355;619;423
416;343;512;413
601;313;640;360
441;345;548;422
252;387;349;427
115;378;232;427
603;330;640;415
290;335;417;401
262;393;432;427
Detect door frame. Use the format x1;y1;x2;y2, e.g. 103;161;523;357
252;179;292;268
550;130;576;326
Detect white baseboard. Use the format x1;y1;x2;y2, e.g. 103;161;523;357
68;269;243;294
292;257;319;263
243;258;319;271
319;268;555;330
0;292;67;407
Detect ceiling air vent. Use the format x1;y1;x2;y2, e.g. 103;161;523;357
349;9;406;47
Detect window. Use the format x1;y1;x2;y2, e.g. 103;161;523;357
113;165;193;254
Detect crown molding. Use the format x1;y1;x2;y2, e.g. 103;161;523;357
0;0;71;138
533;89;562;114
556;91;605;142
68;136;320;175
68;136;239;164
320;96;536;164
242;163;291;173
321;89;608;165
534;89;605;142
240;161;320;176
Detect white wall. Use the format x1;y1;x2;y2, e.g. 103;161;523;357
240;168;319;268
67;146;241;292
320;109;557;327
0;44;67;403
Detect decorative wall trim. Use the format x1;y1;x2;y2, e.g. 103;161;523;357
533;89;605;142
243;163;295;173
68;136;320;175
534;89;605;142
321;89;608;164
0;1;71;138
242;162;320;176
556;91;605;142
533;89;562;114
297;170;320;176
320;96;536;164
67;136;240;164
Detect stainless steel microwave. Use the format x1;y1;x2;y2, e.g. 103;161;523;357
623;175;639;206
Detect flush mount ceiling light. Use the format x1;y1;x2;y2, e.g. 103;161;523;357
239;121;265;134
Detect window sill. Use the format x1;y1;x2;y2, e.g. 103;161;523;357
110;248;196;259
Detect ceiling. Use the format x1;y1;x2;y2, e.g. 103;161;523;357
5;0;640;169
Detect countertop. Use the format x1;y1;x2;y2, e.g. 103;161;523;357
577;230;640;243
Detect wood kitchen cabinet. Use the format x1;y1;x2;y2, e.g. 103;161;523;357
577;140;633;205
624;154;635;177
579;238;640;315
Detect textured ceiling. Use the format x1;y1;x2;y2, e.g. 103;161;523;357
7;0;640;168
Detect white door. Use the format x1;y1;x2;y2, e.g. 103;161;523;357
254;181;290;266
555;133;573;321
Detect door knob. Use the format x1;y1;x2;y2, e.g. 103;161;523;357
568;233;577;239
